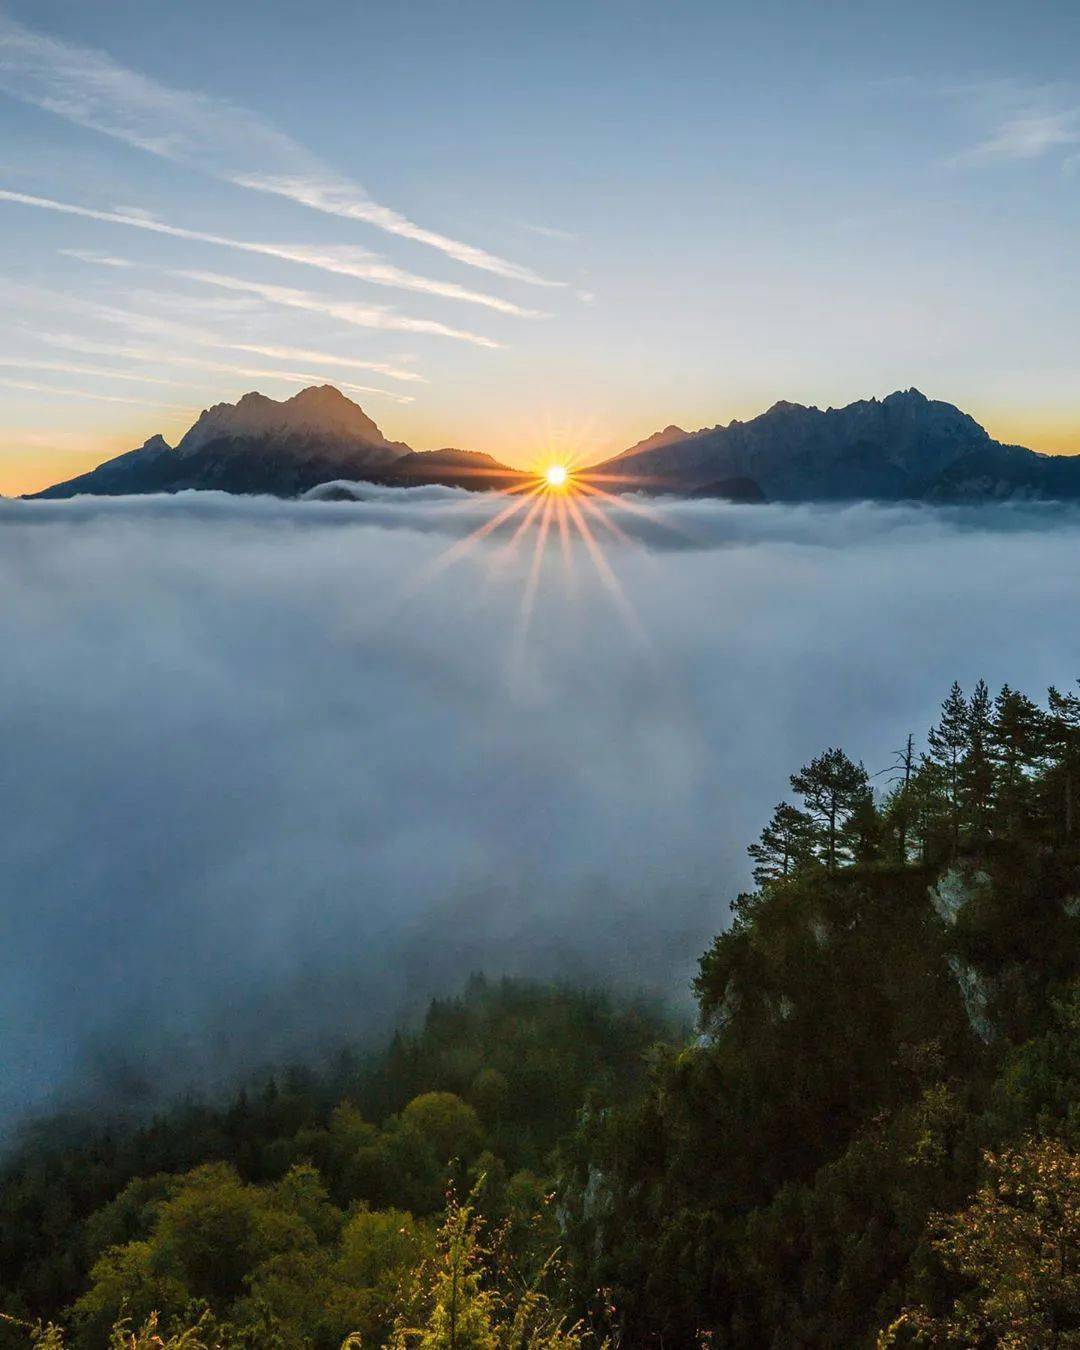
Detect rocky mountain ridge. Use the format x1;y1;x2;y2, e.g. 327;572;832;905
26;384;1080;503
598;388;1076;502
30;386;460;499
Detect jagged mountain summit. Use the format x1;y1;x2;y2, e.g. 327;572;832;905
31;386;419;499
177;385;402;456
596;388;1080;502
31;385;523;500
26;384;1080;503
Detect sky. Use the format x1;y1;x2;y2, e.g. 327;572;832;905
2;0;1080;494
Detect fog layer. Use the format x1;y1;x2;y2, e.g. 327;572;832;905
3;491;1079;1129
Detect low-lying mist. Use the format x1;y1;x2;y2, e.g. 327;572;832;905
4;489;1080;1136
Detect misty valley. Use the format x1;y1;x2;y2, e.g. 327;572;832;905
3;483;1080;1347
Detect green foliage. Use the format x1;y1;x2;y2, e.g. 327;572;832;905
561;678;1080;1345
4;1184;590;1350
388;1185;593;1349
789;745;870;870
4;680;1080;1347
746;801;815;885
880;1136;1080;1347
0;982;658;1348
67;1162;332;1343
2;1308;231;1350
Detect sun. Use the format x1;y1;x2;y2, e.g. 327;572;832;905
404;448;673;645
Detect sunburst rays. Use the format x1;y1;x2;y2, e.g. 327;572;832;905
399;454;675;649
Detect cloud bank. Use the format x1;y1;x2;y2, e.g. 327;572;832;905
3;494;1079;1136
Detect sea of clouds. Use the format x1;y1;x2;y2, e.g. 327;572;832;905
4;487;1080;1134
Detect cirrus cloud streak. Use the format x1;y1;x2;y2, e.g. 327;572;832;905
0;14;560;286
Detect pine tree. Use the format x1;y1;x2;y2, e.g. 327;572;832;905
1045;682;1080;839
747;802;815;885
789;748;870;871
962;679;995;845
927;682;969;856
990;685;1045;836
842;787;883;865
901;757;950;865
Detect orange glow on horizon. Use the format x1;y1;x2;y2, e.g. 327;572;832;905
9;396;1080;498
0;447;121;497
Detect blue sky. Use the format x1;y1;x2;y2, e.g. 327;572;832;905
2;0;1080;491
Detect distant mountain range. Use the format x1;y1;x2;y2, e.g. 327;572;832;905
27;384;1080;504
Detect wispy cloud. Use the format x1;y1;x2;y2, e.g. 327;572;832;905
960;109;1080;163
40;328;427;385
175;270;503;348
2;189;540;315
921;78;1080;166
0;375;190;409
3;287;417;411
518;221;579;242
236;176;564;287
58;247;134;267
177;361;413;405
26;333;414;404
0;14;561;286
1;281;433;389
0;355;184;386
227;343;424;384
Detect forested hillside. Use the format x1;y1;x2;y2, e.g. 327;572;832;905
3;681;1079;1347
0;985;663;1348
564;679;1080;1346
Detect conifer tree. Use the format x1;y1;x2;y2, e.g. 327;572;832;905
843;786;883;865
789;748;869;871
990;685;1045;835
962;679;995;845
927;682;969;855
895;757;950;865
1045;682;1080;838
747;802;815;885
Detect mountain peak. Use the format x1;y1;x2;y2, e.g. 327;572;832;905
31;384;1065;505
609;423;690;462
598;388;1009;501
178;385;391;456
288;383;354;406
